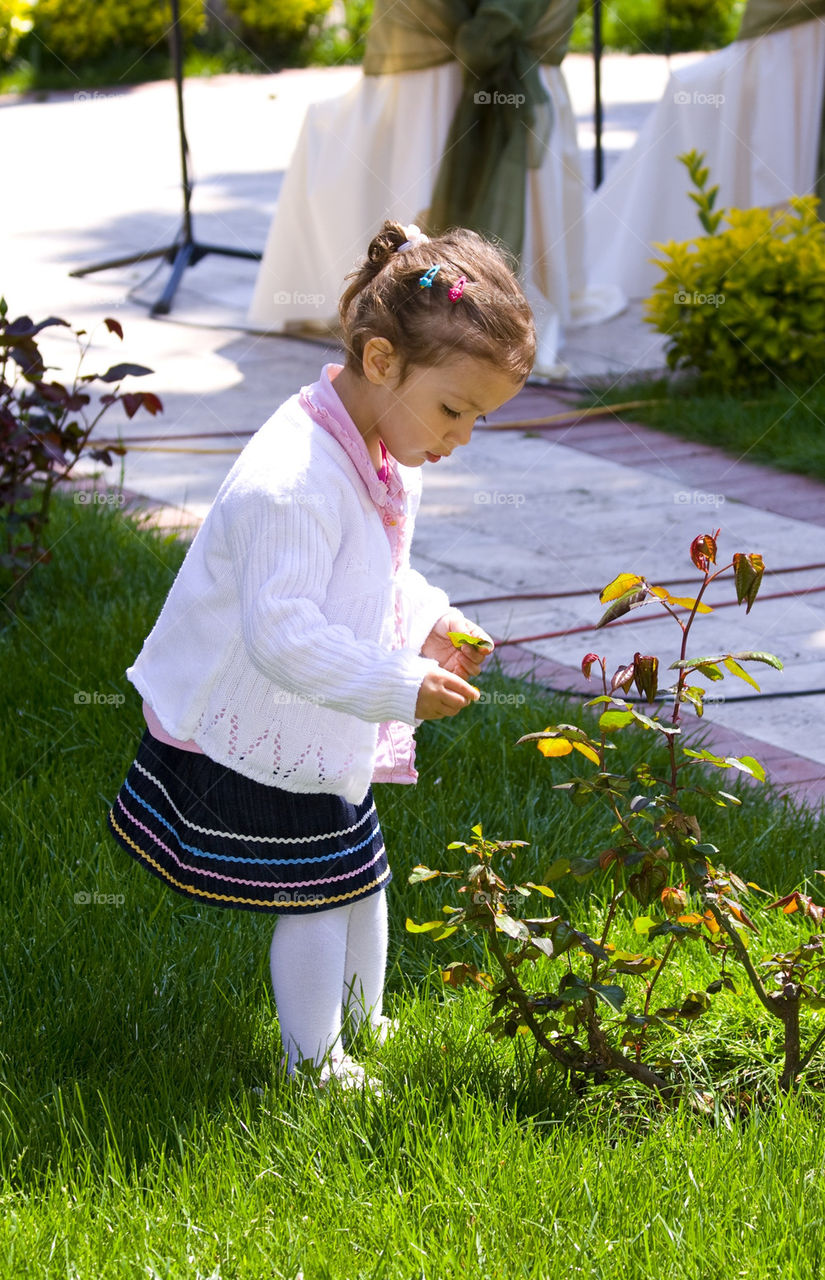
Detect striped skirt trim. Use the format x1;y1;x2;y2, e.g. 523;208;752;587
106;729;391;914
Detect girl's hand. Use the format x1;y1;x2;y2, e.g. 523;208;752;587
421;612;495;681
415;669;480;720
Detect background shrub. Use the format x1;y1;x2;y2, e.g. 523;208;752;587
223;0;333;67
646;176;825;392
0;0;31;66
570;0;745;53
31;0;205;68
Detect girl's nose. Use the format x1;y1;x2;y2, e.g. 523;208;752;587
450;420;474;448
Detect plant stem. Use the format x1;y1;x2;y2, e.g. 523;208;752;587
643;935;676;1018
705;901;775;1017
797;1022;825;1076
582;997;678;1101
779;998;801;1093
486;929;576;1074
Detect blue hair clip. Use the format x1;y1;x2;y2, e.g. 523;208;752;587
419;265;441;288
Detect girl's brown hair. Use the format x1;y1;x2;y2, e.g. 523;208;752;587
338;221;535;384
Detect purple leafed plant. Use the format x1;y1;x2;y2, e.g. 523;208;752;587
0;298;163;605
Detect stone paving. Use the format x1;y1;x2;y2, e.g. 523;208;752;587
3;59;824;808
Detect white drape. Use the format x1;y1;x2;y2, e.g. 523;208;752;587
585;18;825;300
248;62;625;376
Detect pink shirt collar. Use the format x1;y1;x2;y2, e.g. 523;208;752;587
299;363;394;506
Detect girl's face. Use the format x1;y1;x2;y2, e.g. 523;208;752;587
361;344;524;468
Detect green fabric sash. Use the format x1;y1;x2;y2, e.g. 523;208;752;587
738;0;825;217
363;0;579;262
738;0;825;41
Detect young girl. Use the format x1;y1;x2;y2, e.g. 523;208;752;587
107;219;536;1089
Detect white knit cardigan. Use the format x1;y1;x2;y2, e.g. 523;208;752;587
126;372;450;804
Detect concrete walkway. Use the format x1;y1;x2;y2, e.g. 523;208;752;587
3;60;824;807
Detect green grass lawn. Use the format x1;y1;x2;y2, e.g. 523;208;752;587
1;494;825;1279
584;377;825;483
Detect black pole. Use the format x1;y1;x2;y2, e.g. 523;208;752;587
593;0;604;188
171;0;193;247
70;0;261;316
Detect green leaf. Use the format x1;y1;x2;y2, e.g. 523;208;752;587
599;709;634;731
670;651;783;672
447;630;493;650
407;865;441;883
495;914;530;941
731;650;783;671
721;660;757;691
732;553;765;613
543;858;572;881
648;920;700;940
629;709;680;736
682;747;727;766
590;983;626;1012
405;918;459;939
610;951;660;975
595;584;650;629
633;915;656;936
738;755;767;782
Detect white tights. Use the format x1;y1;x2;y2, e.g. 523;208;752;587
269;888;388;1072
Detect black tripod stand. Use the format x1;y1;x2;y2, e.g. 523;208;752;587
70;0;261;316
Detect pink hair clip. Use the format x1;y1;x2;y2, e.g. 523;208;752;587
448;275;466;302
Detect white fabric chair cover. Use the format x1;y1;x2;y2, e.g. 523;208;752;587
247;62;625;376
585;17;825;300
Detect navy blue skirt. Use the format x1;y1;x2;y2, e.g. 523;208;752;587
107;729;390;914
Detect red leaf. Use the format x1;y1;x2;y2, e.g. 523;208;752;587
690;531;719;573
104;317;124;340
139;392;163;416
581;653;600;680
611;662;635;694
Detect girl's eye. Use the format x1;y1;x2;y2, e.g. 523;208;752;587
441;405;461;419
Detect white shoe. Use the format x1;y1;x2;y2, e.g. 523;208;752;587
282;1052;382;1096
372;1015;399;1046
319;1055;383;1096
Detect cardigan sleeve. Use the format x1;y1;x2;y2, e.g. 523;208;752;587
397;565;451;654
222;486;439;726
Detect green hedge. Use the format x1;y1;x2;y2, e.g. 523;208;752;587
570;0;745;54
0;0;30;64
2;0;747;78
222;0;334;66
29;0;205;67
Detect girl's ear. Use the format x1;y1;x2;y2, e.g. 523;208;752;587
362;336;399;386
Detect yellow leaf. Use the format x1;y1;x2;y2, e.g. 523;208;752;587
537;738;573;758
525;882;556;898
723;656;760;691
667;595;713;613
572;741;600;765
599;573;643;605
